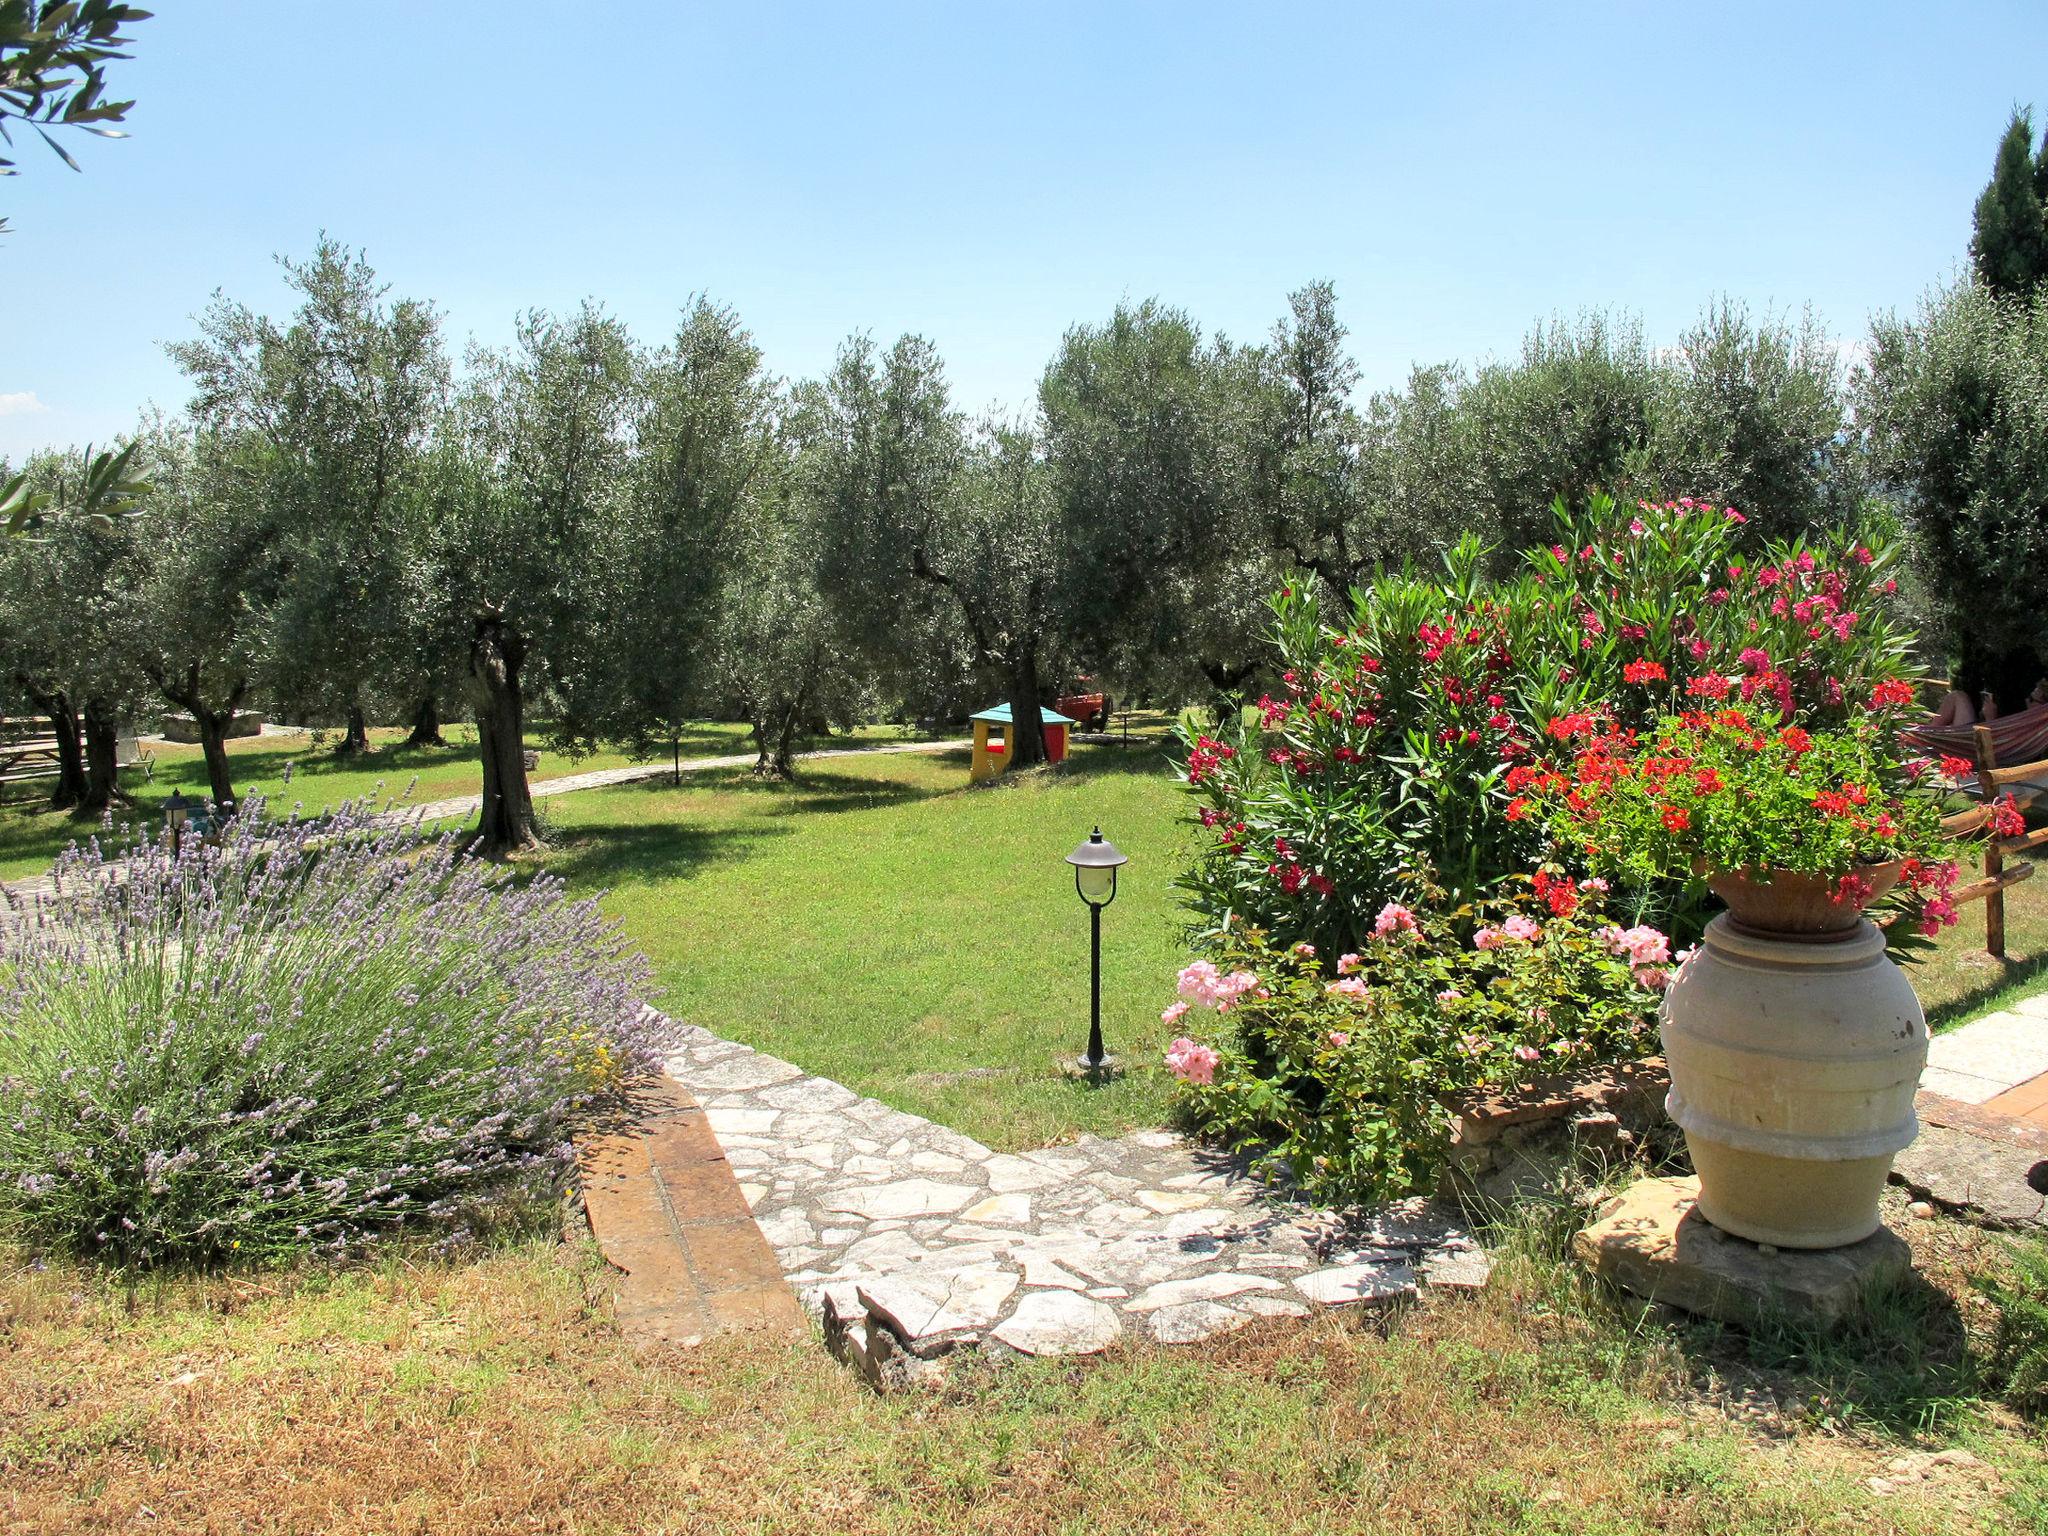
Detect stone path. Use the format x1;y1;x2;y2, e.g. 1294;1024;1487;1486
1921;992;2048;1114
1901;986;2048;1227
659;1013;1491;1383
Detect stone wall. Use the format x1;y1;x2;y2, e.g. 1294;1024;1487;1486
1439;1058;1673;1208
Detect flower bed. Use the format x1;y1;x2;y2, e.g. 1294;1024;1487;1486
0;803;667;1267
1166;494;1983;1202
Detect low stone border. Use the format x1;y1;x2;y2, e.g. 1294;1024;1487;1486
659;1014;1493;1386
576;1076;806;1346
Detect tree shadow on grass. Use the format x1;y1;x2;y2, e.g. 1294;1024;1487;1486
537;767;951;888
533;819;793;890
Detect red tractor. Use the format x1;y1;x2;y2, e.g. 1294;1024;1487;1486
1054;679;1111;732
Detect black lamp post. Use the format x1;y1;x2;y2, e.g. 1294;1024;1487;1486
1065;826;1128;1079
163;790;195;853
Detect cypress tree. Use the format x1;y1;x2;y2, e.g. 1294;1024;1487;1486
1970;110;2048;297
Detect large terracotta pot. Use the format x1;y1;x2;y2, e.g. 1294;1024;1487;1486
1701;861;1905;936
1660;912;1925;1249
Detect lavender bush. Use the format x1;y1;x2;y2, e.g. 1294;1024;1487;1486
0;801;667;1267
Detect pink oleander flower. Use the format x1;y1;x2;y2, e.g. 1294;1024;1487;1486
1325;977;1369;999
1161;1000;1189;1025
1336;951;1363;975
1577;876;1609;893
1456;1033;1490;1058
1373;901;1419;939
1513;1043;1541;1063
1293;942;1317;959
1326;1031;1351;1049
1436;989;1463;1004
1165;1036;1220;1086
1501;914;1541;942
1633;966;1670;991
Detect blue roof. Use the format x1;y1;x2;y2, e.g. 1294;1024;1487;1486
971;702;1076;725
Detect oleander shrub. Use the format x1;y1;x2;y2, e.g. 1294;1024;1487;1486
0;802;666;1267
1160;874;1667;1202
1176;492;1941;957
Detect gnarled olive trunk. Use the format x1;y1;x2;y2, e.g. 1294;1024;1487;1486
466;610;540;857
20;683;86;810
145;664;242;806
1005;647;1047;768
81;696;124;813
193;707;239;806
335;700;371;756
403;693;445;748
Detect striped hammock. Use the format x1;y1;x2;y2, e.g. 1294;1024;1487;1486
1903;702;2048;779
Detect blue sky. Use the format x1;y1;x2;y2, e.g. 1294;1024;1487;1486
3;1;2044;459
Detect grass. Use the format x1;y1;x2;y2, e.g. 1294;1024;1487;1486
536;739;1195;1151
531;740;2048;1150
0;718;925;883
3;1205;2041;1536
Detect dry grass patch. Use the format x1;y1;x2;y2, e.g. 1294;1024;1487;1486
4;1233;2041;1536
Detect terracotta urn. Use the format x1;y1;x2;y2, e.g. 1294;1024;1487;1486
1660;867;1925;1249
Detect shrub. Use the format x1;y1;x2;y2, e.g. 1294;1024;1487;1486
0;803;666;1267
1975;1237;2048;1416
1160;874;1666;1202
1175;494;1940;957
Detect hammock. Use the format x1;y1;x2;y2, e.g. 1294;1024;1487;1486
1905;703;2048;804
1903;702;2048;768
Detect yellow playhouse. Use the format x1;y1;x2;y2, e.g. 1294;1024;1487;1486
969;702;1076;782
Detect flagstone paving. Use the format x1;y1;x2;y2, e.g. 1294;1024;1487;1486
1901;986;2048;1227
659;1012;1492;1377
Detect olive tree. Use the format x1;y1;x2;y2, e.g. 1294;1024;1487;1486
1041;297;1278;712
0;446;145;809
127;422;280;805
167;238;448;753
447;303;636;855
575;298;779;766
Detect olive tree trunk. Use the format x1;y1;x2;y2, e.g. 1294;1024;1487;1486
403;694;445;748
466;609;540;857
335;701;371;756
81;696;124;813
1005;647;1047;768
21;683;86;810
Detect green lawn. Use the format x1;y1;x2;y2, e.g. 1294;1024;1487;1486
537;740;1196;1151
0;719;922;883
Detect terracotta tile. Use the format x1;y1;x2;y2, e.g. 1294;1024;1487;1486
1984;1072;2048;1119
573;1073;802;1347
703;1284;806;1333
682;1219;790;1294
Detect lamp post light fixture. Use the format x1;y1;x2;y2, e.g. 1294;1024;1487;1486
1065;826;1128;1080
162;790;195;851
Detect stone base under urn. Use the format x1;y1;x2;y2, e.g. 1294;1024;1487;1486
1574;1176;1912;1326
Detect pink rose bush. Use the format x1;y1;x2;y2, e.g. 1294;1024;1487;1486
1161;871;1666;1202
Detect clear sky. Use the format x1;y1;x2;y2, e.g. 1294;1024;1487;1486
3;1;2044;459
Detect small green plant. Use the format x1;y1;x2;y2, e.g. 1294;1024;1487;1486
1974;1236;2048;1416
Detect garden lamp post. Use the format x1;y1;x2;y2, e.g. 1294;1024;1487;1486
163;790;194;852
1065;826;1127;1080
